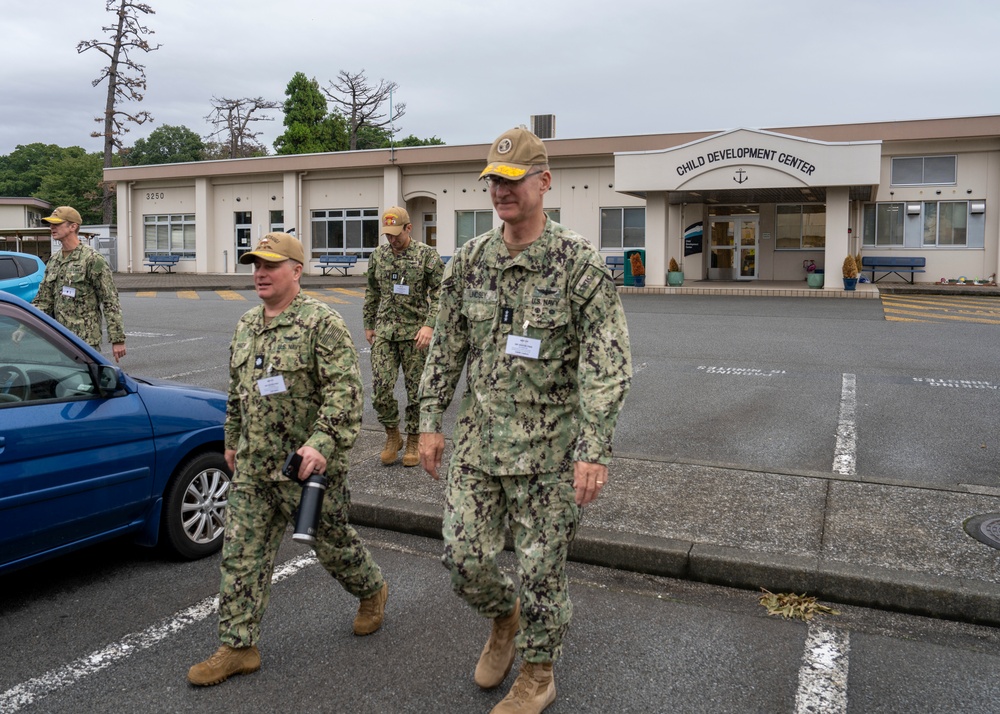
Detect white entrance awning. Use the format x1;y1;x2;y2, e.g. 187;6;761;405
614;128;881;204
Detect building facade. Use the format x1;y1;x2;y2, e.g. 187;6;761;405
105;115;1000;287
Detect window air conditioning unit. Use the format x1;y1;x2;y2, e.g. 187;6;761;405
530;114;556;139
906;203;922;215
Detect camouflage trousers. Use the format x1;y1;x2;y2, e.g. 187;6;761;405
371;336;426;434
216;477;385;647
441;463;580;662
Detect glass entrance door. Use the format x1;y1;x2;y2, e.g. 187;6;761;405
234;211;252;274
709;216;758;280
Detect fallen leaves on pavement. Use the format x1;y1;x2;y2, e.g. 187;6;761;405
758;589;840;621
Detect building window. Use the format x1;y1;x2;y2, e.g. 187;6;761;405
862;203;904;247
891;156;956;186
143;214;195;258
775;204;826;249
456;210;493;248
600;207;645;250
311;208;379;258
923;201;968;246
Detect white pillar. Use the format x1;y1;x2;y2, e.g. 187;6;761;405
824;187;850;289
644;193;667;287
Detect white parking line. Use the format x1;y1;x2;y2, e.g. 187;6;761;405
833;373;857;476
129;336;208;351
794;623;850;714
161;366;227;380
0;553;317;713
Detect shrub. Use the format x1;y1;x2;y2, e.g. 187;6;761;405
842;254;859;279
668;257;681;273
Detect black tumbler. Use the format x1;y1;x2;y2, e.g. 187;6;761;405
292;473;327;545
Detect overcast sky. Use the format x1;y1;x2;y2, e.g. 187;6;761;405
4;0;1000;157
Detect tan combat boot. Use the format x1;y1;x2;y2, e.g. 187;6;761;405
475;599;520;689
187;644;261;686
402;434;420;467
380;426;403;465
353;582;388;635
490;661;556;714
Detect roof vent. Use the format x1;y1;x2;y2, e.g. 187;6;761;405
530;114;556;139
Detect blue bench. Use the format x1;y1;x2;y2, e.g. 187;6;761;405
861;256;926;284
143;255;179;273
605;255;624;280
313;255;358;276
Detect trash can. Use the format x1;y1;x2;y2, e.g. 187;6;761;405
624;249;646;287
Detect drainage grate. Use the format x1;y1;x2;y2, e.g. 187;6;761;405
963;513;1000;550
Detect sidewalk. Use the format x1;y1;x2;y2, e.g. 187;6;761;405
346;429;1000;627
114;271;1000;626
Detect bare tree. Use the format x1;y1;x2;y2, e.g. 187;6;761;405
323;70;405;151
205;97;281;159
78;0;161;223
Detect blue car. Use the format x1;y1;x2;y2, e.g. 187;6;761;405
0;291;230;574
0;251;46;303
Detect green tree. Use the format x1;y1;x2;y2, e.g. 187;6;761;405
392;134;445;147
127;124;205;165
0;143;82;197
35;152;106;224
274;73;347;155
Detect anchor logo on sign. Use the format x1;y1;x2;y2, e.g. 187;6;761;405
734;169;748;185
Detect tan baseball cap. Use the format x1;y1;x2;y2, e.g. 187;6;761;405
380;206;410;236
239;232;305;264
479;127;548;181
42;206;83;225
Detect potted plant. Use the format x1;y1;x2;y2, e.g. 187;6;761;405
667;257;684;286
842;254;859;291
629;251;646;288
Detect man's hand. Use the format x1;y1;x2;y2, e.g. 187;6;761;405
419;432;445;480
112;342;126;362
414;326;434;350
573;461;608;506
224;448;237;475
292;445;327;481
365;329;375;345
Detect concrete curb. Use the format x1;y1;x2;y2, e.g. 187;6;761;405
349;492;1000;627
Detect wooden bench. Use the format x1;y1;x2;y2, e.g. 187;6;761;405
143;255;179;273
605;255;624;280
861;256;926;284
313;255;358;276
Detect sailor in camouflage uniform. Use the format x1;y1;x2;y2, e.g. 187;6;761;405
363;206;443;467
188;233;388;687
418;128;631;714
33;206;126;361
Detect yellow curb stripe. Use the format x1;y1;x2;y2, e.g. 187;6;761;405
136;291;156;298
881;306;1000;324
177;291;200;300
217;290;247;301
332;288;365;297
303;289;349;304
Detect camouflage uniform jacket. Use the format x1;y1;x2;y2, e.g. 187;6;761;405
363;241;443;341
225;293;363;483
33;243;125;348
418;220;632;475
